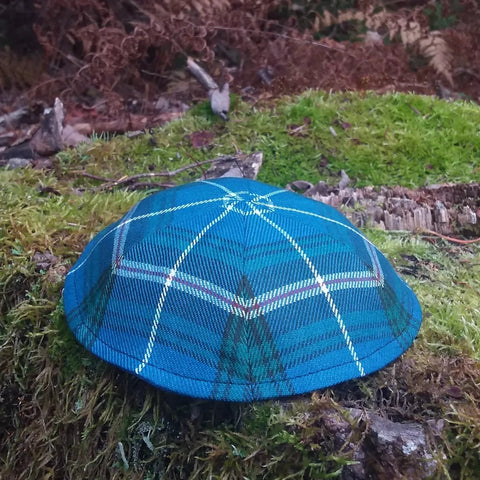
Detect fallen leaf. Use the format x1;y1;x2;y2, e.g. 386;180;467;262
33;251;59;272
190;130;215;148
287;117;311;137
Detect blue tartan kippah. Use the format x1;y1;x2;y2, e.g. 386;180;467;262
63;178;422;401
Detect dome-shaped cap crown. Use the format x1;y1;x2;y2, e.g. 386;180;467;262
63;178;422;401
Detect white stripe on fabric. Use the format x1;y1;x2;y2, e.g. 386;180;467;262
116;257;381;323
365;239;384;285
202;180;287;202
255;188;288;200
135;204;235;374
68;197;225;275
255;202;378;250
201;180;243;199
117;259;240;313
253;208;366;377
257;273;379;316
116;259;380;320
111;204;138;267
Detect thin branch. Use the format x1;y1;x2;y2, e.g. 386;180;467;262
80;156;238;192
125;182;175;190
187;57;218;91
421;230;480;245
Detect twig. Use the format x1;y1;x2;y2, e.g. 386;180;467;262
421;229;480;245
125;182;175;191
187;57;218;91
184;151;209;178
407;103;422;116
84;156;237;191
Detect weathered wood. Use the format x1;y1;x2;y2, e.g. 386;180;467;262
186;57;230;120
186;57;218;91
202;152;263;180
288;179;480;236
0;98;65;164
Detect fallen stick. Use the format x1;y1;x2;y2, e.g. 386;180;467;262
0;107;30;129
0;99;65;163
186;57;230;120
186;57;218;91
77;156;239;191
420;229;480;245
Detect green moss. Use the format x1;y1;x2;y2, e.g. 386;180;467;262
365;230;480;360
51;91;480;190
184;404;355;479
1;91;480;479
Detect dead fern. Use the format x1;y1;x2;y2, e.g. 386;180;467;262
23;0;462;110
33;0;286;99
314;5;454;86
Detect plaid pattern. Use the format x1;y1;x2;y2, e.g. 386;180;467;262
63;178;422;401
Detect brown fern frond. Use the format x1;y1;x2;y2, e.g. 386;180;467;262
417;32;453;86
313;6;454;86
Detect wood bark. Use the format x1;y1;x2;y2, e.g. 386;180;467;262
287;180;480;237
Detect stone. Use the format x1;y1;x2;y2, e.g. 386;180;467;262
367;414;437;479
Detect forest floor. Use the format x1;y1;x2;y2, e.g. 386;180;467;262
1;2;480;479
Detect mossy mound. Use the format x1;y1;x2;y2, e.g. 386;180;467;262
1;91;479;479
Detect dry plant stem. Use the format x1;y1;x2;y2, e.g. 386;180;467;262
87;156;236;191
421;230;480;245
125;182;175;190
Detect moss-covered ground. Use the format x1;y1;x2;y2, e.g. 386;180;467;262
1;91;479;479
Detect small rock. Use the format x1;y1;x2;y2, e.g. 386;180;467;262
6;157;31;169
33;251;59;272
368;414;437;479
286;180;314;193
426;418;445;438
338;170;351;190
308;181;330;197
220;167;243;178
32;157;54;170
364;30;384;46
202;152;263;180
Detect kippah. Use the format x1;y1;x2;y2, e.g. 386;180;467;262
63;178;422;401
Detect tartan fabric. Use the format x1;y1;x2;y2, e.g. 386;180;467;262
63;178;422;401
